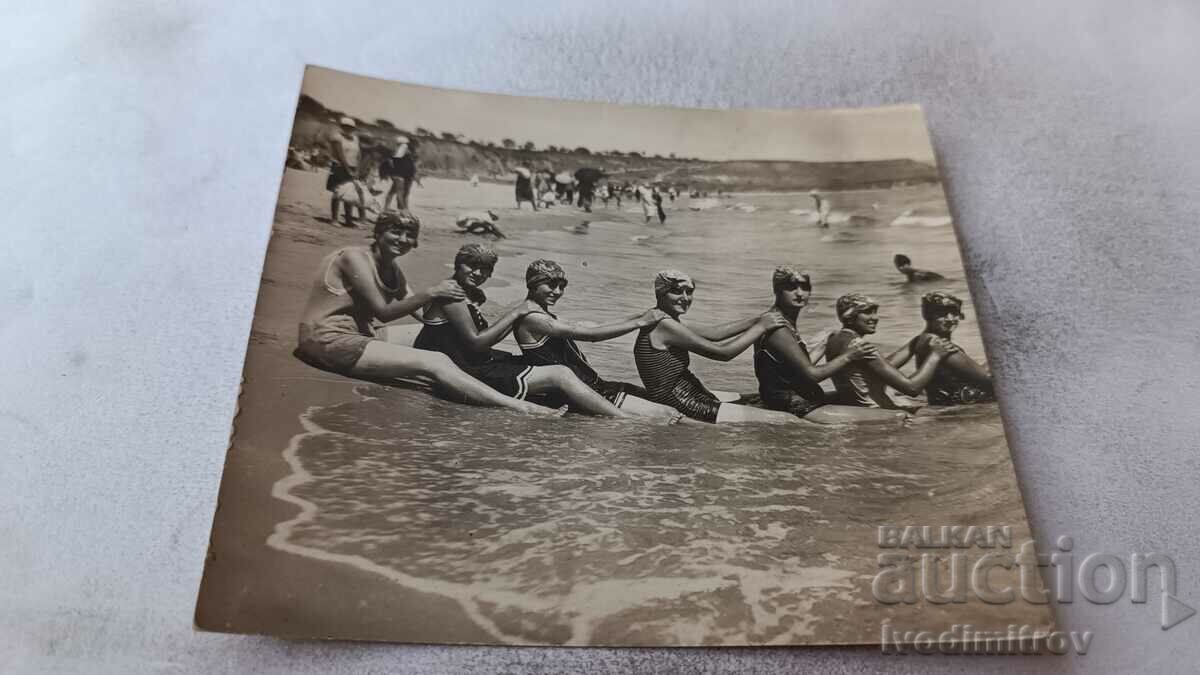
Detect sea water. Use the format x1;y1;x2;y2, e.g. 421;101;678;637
269;184;1021;645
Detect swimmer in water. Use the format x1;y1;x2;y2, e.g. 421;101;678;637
825;293;958;411
633;270;799;424
514;259;682;420
889;292;995;405
810;189;829;228
753;267;908;423
413;244;633;417
295;212;554;416
893;254;946;282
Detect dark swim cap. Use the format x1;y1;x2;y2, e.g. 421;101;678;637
454;243;498;269
921;291;965;320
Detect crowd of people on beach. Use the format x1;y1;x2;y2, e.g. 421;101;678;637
294;204;995;425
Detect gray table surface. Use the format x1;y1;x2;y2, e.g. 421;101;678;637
3;1;1199;672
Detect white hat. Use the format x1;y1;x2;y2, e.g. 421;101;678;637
338;116;356;128
395;135;409;145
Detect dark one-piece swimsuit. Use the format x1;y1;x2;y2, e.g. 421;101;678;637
413;299;535;400
517;310;648;407
753;326;827;418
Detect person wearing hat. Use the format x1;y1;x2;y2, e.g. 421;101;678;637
513;260;680;420
825;292;957;410
632;270;798;424
413;245;636;417
294;212;555;416
326;116;367;227
381;135;418;211
754;268;906;423
888;292;994;405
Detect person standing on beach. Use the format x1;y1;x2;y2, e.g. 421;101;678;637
825;293;956;410
295;211;554;416
380;136;417;212
637;183;655;223
327;116;366;227
514;167;537;211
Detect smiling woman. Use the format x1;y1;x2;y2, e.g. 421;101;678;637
293;212;554;415
413;245;640;417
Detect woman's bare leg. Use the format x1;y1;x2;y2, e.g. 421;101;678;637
803;404;908;425
524;365;629;417
351;342;553;415
618;394;687;421
715;402;801;425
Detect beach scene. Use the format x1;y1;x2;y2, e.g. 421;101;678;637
196;68;1051;646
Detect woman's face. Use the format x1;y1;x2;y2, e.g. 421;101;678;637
927;312;961;337
849;308;880;335
775;279;812;312
529;280;567;307
455;262;494;289
658;284;695;316
377;227;417;257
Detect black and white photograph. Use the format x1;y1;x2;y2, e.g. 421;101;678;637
195;65;1051;646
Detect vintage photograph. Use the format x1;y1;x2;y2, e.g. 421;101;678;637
196;65;1051;645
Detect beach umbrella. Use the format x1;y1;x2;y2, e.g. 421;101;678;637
574;167;604;183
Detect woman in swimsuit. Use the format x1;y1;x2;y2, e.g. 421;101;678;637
295;211;552;416
825;293;957;410
514;260;683;420
414;245;632;417
889;292;995;405
754;267;908;423
633;270;798;424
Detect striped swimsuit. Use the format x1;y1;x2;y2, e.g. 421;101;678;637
633;325;722;423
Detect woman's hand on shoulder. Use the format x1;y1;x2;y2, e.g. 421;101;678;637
757;311;789;332
639;308;668;326
846;338;879;361
427;280;465;301
928;336;959;356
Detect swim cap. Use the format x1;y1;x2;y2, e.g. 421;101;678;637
921;291;965;320
654;270;695;297
836;293;879;324
374;210;421;239
526;259;567;289
772;266;812;292
894;254;912;267
455;243;498;269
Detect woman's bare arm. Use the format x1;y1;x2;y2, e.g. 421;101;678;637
659;315;783;361
443;300;529;352
689;315;759;341
763;327;874;382
340;251;451;322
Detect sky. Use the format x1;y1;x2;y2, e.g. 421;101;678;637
301;66;937;163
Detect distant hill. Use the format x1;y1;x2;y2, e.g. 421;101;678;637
288;94;940;192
